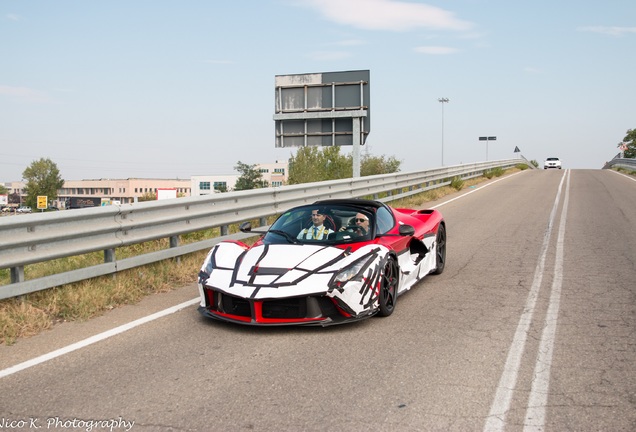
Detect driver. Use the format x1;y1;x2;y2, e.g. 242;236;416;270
297;208;334;240
340;213;370;236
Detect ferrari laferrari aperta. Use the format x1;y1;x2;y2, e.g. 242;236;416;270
197;199;446;326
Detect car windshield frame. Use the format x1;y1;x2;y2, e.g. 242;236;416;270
263;203;376;245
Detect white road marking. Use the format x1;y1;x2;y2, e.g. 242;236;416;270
524;169;570;431
608;168;636;182
0;298;200;379
0;169;531;380
484;170;569;432
431;171;525;209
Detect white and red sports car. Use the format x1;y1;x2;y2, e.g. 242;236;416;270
197;199;446;326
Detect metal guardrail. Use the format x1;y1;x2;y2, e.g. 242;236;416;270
603;155;636;171
0;159;523;300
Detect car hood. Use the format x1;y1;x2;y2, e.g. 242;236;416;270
199;242;390;315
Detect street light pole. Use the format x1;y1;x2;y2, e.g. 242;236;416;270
438;98;449;166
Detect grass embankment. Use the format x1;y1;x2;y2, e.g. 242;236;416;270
614;166;636;177
0;166;525;345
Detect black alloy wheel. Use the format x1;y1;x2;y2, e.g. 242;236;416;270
432;224;446;275
378;257;398;317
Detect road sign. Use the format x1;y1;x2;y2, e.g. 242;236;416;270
274;69;370;147
478;136;497;160
37;195;48;210
273;69;370;178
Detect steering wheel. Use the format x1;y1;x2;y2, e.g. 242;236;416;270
343;225;366;236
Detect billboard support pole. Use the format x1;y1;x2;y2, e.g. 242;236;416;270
353;117;361;178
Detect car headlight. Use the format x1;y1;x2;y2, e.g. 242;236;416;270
334;257;374;283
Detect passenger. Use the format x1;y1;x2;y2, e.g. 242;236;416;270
297;208;335;240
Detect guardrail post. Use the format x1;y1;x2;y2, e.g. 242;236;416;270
10;266;24;283
104;249;116;279
0;158;521;301
104;248;115;263
170;236;180;264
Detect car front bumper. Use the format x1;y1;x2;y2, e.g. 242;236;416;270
198;287;372;326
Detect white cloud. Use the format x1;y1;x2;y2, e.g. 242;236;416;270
301;0;472;32
334;38;366;46
523;67;543;74
414;46;458;55
577;26;636;36
6;13;19;21
0;85;49;103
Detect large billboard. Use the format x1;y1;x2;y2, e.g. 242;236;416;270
274;70;370;148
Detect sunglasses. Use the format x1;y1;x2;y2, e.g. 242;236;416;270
355;218;368;222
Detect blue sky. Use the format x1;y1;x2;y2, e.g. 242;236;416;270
1;0;634;182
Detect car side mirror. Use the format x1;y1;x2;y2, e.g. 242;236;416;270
398;224;415;236
239;221;252;233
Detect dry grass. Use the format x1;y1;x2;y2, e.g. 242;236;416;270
0;168;520;345
0;251;208;345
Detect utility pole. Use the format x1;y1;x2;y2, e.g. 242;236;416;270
438;98;449;166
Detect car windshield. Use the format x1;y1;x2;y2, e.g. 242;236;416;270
263;204;375;245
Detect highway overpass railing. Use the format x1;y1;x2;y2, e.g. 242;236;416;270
0;159;523;300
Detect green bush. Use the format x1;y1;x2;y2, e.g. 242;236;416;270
450;176;465;191
492;167;505;177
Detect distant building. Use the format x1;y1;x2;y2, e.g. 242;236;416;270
4;160;288;204
257;160;288;187
6;178;191;207
191;175;239;196
191;160;288;196
58;178;191;205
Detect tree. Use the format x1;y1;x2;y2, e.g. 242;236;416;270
0;184;7;195
22;158;64;209
619;128;636;159
234;161;268;190
8;192;20;204
361;153;401;176
138;192;157;202
288;146;351;184
288;146;402;185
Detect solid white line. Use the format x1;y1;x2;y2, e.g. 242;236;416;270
431;171;525;209
484;170;568;432
608;169;636;182
0;169;530;380
0;297;200;379
524;170;570;431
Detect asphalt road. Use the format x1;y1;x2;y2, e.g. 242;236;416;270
1;169;634;432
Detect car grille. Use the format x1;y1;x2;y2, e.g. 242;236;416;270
262;298;307;319
220;293;251;317
203;288;340;323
